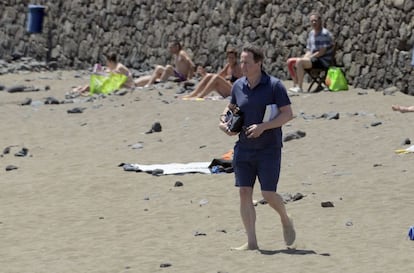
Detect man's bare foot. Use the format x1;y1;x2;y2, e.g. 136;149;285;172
283;216;296;246
231;242;258;251
392;105;402;112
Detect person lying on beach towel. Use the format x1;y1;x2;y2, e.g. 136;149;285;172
72;52;134;96
134;40;195;87
392;104;414;113
182;47;242;99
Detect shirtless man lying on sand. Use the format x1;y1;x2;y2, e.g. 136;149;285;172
392;104;414;113
135;40;195;87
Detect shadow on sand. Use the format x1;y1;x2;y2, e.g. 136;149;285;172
260;248;330;256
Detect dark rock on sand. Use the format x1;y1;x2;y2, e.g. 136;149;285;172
402;138;411;145
3;146;11;154
67;107;85;114
174;181;184;187
0;84;5;91
47;61;59;70
321;201;335;208
320;111;340;120
280;192;305;203
44;97;60;104
20;98;32;106
113;89;128;96
145;122;162;134
299;112;317;120
160;263;172;268
14;147;28;157
7;85;26;93
370;121;382;127
283;130;306;142
7;85;40;93
5;165;18;171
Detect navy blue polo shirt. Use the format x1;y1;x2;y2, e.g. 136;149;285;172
230;71;291;149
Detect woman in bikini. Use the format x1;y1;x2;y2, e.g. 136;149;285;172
72;52;133;95
182;47;242;99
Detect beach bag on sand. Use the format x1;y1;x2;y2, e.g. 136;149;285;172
90;73;127;94
325;67;348;92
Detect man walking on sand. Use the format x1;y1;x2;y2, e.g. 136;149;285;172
135;40;195;87
219;44;296;250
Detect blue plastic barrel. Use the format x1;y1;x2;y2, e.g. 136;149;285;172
27;5;45;33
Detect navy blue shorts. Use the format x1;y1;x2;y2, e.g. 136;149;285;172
311;57;329;69
233;145;282;192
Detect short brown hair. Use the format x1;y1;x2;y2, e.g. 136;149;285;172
242;44;264;63
310;12;322;21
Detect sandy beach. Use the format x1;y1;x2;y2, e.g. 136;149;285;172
1;70;414;273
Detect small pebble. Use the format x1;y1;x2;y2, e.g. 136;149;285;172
370;121;382;127
199;199;208;206
174;181;183;187
402;138;411;145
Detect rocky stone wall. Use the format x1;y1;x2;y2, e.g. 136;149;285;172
1;0;413;93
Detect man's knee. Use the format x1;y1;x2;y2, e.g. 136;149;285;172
295;58;306;69
261;191;276;201
211;74;221;82
239;187;253;198
287;58;296;65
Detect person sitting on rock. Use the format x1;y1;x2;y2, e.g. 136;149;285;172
182;47;243;99
392;104;414;113
134;40;195;87
72;52;134;95
286;12;334;93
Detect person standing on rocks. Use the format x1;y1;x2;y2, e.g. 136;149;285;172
219;44;296;250
286;12;334;93
135;40;195;87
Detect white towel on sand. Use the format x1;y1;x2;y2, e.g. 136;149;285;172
122;162;212;175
